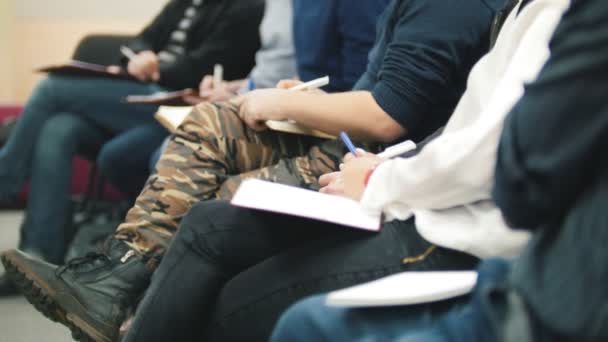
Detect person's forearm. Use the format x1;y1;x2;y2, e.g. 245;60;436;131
280;91;406;143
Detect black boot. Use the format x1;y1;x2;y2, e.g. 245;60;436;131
1;239;153;342
0;272;18;296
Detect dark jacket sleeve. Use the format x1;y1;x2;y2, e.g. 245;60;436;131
493;0;608;230
127;0;182;54
370;0;495;137
335;0;389;92
157;1;264;89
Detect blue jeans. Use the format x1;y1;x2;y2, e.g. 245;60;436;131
0;75;167;262
270;259;567;342
97;123;168;199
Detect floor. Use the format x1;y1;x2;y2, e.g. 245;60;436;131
0;210;71;342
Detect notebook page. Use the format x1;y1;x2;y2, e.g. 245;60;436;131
231;179;381;231
326;271;478;307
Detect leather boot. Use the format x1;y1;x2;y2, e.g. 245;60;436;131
1;239;153;342
0;272;18;296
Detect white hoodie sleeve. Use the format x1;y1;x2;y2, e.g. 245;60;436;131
360;113;505;221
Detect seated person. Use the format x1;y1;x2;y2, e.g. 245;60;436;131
271;2;607;340
148;0;390;167
110;0;300;199
2;0;556;341
0;0;264;295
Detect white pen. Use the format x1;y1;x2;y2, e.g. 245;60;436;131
288;76;330;91
377;140;417;160
213;64;224;89
120;46;137;60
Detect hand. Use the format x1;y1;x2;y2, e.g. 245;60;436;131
319;172;345;196
339;150;382;201
198;76;243;102
127;51;160;82
106;65;122;74
276;79;302;89
233;89;290;131
276;79;327;95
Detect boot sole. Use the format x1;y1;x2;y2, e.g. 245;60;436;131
1;253;112;342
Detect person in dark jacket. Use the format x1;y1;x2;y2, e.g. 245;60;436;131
0;0;263;296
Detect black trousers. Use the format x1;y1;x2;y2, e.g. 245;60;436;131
123;200;478;342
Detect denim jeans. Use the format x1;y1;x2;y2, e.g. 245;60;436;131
0;75;167;262
97;122;168;199
123;200;478;342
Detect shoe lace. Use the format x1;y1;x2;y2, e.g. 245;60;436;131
56;252;111;276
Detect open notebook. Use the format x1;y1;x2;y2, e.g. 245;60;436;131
38;60;135;81
326;271;478;307
154;106;193;132
126;89;196;106
231;179;381;231
155;105;335;138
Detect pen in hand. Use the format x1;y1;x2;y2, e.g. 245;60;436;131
339;132;359;156
120;46;137;60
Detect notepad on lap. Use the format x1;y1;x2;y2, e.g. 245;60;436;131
326;271;477;308
126;89;195;105
265;120;336;139
155;105;336;138
231;179;381;231
37;60;135;81
155;106;193;132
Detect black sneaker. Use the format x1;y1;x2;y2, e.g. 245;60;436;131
1;239;153;342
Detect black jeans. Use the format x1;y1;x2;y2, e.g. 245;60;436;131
123;200;478;342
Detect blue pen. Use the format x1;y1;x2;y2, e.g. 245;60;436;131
248;79;256;92
339;132;358;155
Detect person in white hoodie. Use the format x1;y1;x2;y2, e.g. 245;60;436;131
270;0;608;340
2;0;572;340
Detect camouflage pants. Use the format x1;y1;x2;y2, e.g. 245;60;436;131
114;101;356;255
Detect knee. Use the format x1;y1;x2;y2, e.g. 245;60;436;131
33;75;71;100
270;296;330;342
96;140;124;177
37;114;87;156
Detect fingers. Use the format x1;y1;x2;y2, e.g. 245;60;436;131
199;75;214;97
127;51;159;82
276;79;302;90
106;65;122;74
319;178;345;196
343;148;367;163
183;95;205;105
319;172;341;187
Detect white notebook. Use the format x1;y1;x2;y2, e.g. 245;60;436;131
326;271;477;307
155;105;335;138
155;105;193;132
231;179;381;231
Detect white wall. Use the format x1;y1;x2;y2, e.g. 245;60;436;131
0;0;16;102
15;0;167;19
1;0;170;104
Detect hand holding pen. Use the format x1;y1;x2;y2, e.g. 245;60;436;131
320;132;416;201
120;46;160;82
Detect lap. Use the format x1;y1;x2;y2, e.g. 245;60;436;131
270;294;465;342
203;215;478;341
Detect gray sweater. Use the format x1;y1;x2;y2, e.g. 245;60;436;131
246;0;297;90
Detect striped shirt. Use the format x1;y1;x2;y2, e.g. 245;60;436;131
158;0;204;65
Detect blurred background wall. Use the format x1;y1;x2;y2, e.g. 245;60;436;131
0;0;169;104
